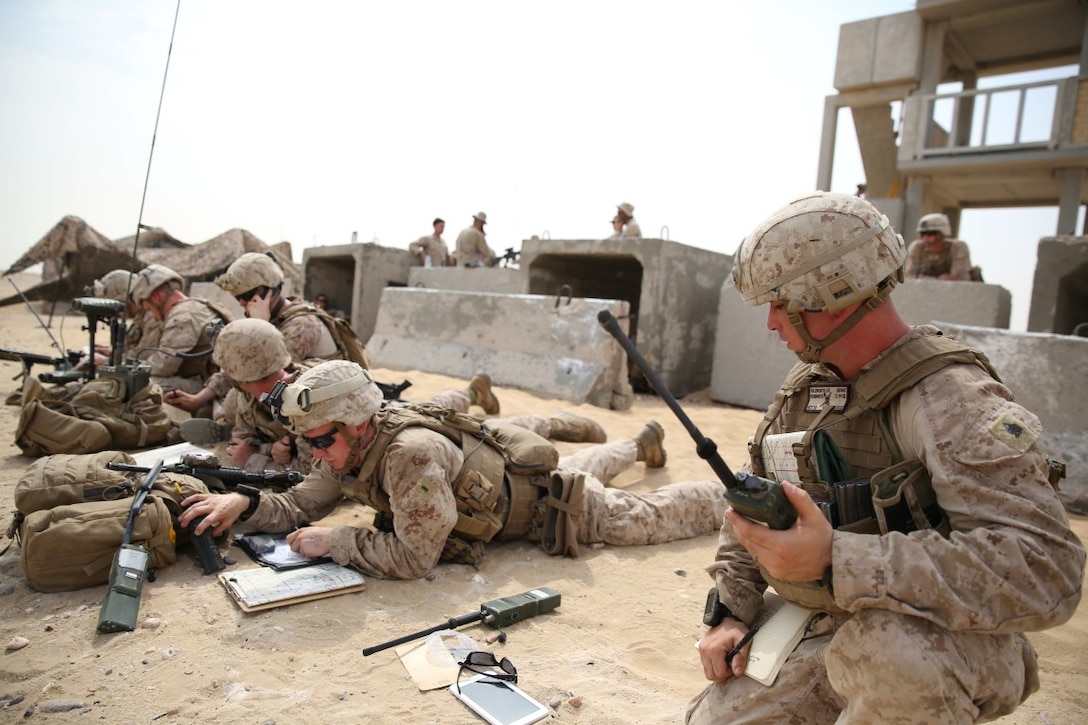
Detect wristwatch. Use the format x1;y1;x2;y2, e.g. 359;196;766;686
236;484;261;522
703;587;740;627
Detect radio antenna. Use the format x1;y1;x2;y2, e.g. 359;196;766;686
124;0;182;302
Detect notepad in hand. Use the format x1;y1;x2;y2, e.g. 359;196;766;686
743;591;818;687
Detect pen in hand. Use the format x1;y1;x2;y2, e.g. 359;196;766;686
726;625;760;664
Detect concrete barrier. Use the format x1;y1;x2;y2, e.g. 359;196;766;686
407;266;524;294
520;237;731;397
711;277;1013;411
368;288;634;409
301;243;413;343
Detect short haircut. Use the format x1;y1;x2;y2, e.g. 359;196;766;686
433;217;444;226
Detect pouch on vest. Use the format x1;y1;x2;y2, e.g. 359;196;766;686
536;471;584;558
871;459;951;537
486;424;559;475
450;469;505;542
17;496;176;593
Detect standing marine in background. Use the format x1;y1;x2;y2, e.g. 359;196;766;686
454;211;496;267
611;202;642;239
409;217;454;267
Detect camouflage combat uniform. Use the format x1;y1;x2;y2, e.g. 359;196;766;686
204;298;339;402
149;299;227;394
225;368;315;474
686;326;1085;724
453;226;494;267
609;218;641;239
240;420;727;580
125;310;163;359
408;234;451;266
270;298;340;362
903;237;972;280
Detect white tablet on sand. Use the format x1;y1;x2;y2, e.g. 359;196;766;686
449;675;549;725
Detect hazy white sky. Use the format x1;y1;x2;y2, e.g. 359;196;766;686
0;0;1070;329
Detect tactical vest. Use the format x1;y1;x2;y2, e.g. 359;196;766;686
174;299;235;379
916;241;955;277
749;328;998;612
344;404;557;563
276;302;369;369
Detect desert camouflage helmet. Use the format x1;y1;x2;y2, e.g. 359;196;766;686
93;269;137;302
277;360;382;434
212;318;292;382
917;212;952;236
215;252;284;295
130;264;184;304
733;191;906;315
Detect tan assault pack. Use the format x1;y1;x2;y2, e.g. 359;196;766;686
14;375;173;457
279;303;370;369
6;451;211;592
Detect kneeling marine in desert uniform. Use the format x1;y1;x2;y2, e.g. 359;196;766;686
686;192;1084;725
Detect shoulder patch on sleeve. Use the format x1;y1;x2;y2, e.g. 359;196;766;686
989;410;1037;453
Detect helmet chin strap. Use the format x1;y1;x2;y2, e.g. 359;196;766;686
329;419;375;475
786;278;898;364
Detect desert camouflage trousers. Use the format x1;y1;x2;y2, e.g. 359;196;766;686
561;440;728;546
424;388;557;438
685;608;1038;724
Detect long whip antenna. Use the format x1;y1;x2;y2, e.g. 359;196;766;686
125;0;182;301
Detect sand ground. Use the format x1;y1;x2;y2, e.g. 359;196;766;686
0;300;1084;724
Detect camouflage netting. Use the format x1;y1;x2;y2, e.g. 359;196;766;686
1;216;300;308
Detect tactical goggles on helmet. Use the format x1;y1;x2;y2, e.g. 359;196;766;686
261;367;377;428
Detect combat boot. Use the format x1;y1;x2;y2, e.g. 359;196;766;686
179;418;231;446
636;420;666;468
547;412;608;443
468;373;501;415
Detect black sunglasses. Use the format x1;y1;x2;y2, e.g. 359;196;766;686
235;286;269;303
920;230;940;237
456;651;517;694
301;428;339;450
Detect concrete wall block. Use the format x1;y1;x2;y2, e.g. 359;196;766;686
368;288;633;409
936;323;1088;435
302;243;413;343
407;267;525;294
710;280;796;411
712;279;1014;411
520;237;730;397
896;278;1011;329
1029;235;1088;333
835;12;921;91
